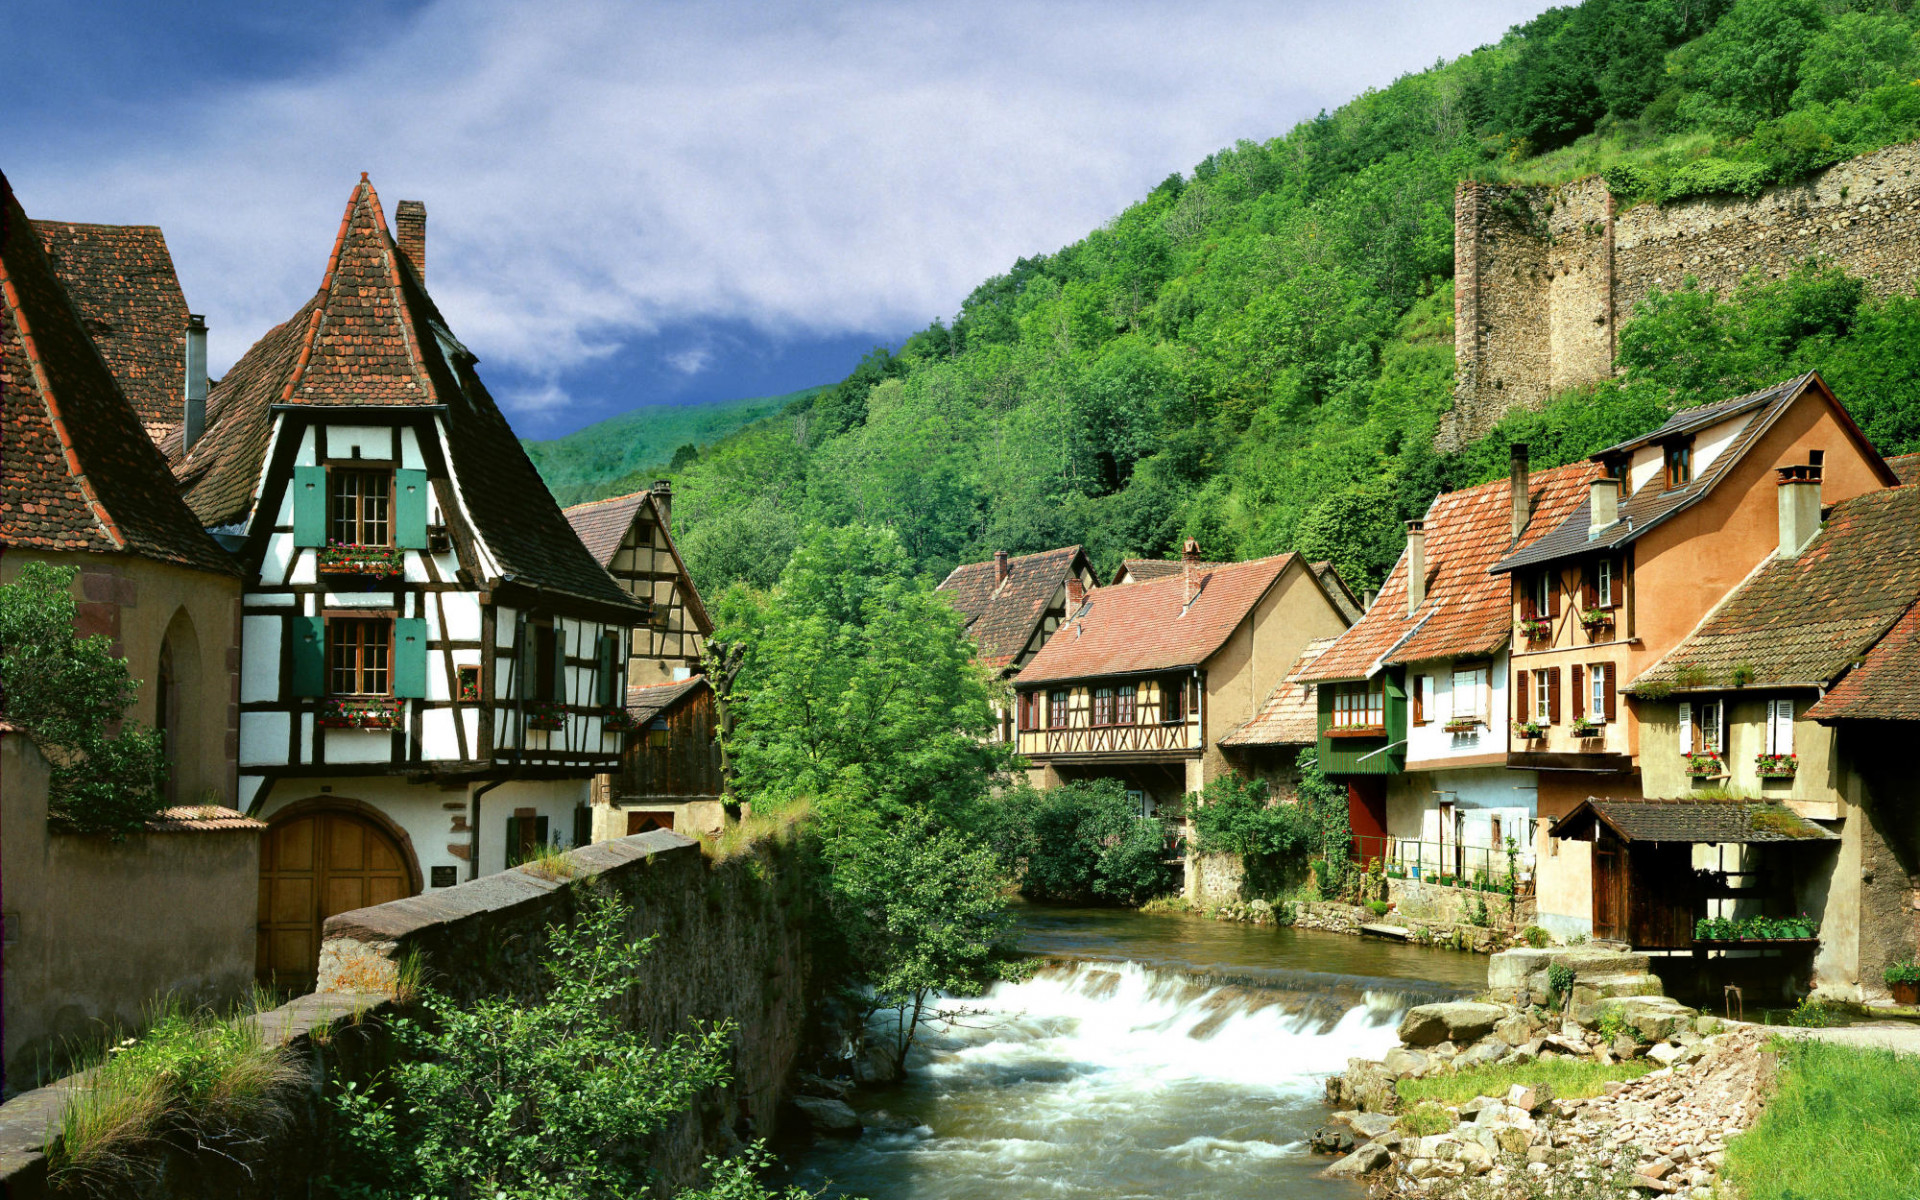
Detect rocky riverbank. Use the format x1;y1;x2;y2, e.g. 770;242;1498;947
1313;947;1783;1197
1204;897;1520;955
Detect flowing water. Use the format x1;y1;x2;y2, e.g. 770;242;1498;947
788;907;1489;1200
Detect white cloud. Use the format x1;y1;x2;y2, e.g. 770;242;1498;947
666;346;714;376
10;0;1543;387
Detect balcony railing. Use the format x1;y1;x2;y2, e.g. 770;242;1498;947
1017;721;1201;758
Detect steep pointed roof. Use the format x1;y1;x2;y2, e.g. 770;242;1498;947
936;546;1091;671
0;171;234;575
179;175;638;613
562;488;714;635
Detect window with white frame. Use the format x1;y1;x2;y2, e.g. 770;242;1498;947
1595;558;1615;608
1534;671;1552;721
1767;698;1795;755
1589;666;1607;722
1679;699;1725;754
1451;664;1488;721
1530;572;1553;617
1332;680;1385;729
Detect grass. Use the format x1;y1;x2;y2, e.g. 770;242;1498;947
699;798;809;862
1724;1039;1920;1200
49;995;301;1190
1137;894;1192;914
1398;1100;1452;1137
1396;1058;1657;1109
519;840;586;882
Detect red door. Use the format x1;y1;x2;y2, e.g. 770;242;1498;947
1347;778;1388;864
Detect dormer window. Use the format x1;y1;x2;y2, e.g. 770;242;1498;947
1664;442;1693;489
331;468;393;546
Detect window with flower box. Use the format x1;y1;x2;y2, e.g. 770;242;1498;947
1330;680;1385;734
1447;664;1488;730
330;618;390;696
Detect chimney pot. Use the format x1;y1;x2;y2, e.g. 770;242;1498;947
993;550;1010;583
1510;443;1531;542
183;313;208;452
1588;476;1620;537
651;478;673;534
396;200;426;281
1776;463;1823;557
1405;519;1427;616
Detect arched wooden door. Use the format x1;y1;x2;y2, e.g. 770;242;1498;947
258;807;416;990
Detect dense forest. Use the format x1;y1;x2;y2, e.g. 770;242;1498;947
585;0;1920;594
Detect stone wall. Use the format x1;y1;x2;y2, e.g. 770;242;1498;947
0;829;811;1197
1444;139;1920;448
1387;877;1537;932
1188;852;1246;906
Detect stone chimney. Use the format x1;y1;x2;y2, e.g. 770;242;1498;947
994;550;1010;584
1182;537;1203;606
183;313;208;452
396;200;426;281
1776;463;1823;557
1405;520;1426;616
1588;476;1619;538
652;479;673;534
1510;443;1531;542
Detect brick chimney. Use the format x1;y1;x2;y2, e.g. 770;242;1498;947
1405;519;1426;616
1510;443;1531;542
652;479;673;534
1066;576;1086;608
994;550;1010;584
1182;537;1203;606
1776;463;1823;557
183;313;208;452
396;200;426;281
1588;476;1619;538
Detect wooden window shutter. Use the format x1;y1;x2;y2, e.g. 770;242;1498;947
1547;572;1561;618
595;632;617;709
1516;670;1531;720
291;615;326;698
1547;667;1561;724
1713;700;1727;753
1412;675;1425;725
292;464;327;547
1571;665;1585;719
392;617;428;698
1678;700;1693;754
1518;577;1535;621
1581;565;1597;610
395;467;430;550
1603;664;1618;722
1771;698;1795;755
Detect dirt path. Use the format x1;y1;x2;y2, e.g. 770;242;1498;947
1761;1021;1920;1056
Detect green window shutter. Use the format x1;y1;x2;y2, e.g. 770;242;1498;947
505;817;523;866
292;616;326;698
393;617;428;698
596;632;617;708
292;465;327;547
395;468;429;550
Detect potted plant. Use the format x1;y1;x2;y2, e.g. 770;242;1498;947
318;696;405;729
1886;960;1920;1006
317;541;405;577
525;700;566;731
1512;719;1546;742
1686;750;1726;778
1443;716;1483;734
601;707;641;732
1756;753;1798;778
1517;616;1552;642
1570;715;1603;738
1579;608;1614;632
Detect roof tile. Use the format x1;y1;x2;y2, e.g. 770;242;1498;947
937;547;1088;670
1220;636;1336;747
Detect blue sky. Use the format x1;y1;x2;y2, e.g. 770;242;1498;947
4;0;1546;439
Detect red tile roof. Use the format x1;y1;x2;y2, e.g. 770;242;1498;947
0;172;236;575
1015;554;1302;685
937;546;1089;670
1887;452;1920;486
178;176;639;614
33;221;189;450
562;488;713;634
1304;463;1600;682
1808;599;1920;722
1219;636;1337;747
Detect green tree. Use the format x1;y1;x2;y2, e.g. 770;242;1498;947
987;780;1177;906
1679;0;1826;133
0;562;168;836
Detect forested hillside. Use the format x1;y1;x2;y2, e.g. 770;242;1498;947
649;0;1920;595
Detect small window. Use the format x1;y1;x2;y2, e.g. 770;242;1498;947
1093;687;1117;726
1117;685;1136;726
1595;559;1615;608
1048;689;1069;730
1688;698;1725;754
504;814;550;867
457;664;481;703
1530;572;1553;617
530;624;558;701
329;618;391;696
329;468;392;546
1450;665;1488;720
1162;677;1186;723
1664;442;1693;489
1589;666;1607;722
1768;698;1796;755
1534;671;1552;722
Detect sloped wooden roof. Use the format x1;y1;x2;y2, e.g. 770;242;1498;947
1551;798;1836;844
625;676;705;723
562;488;713;635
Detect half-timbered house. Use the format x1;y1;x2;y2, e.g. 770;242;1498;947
563;481;712;686
937;546;1097;743
173;177;647;986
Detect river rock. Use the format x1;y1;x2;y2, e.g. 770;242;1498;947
1458;1094;1502;1119
1397;1002;1507;1046
1310;1126;1356;1155
1383;1047;1431;1078
796;1071;853;1099
1321;1142;1391;1177
1507;1082;1554;1113
1459;1038;1509;1068
1347;1111;1397;1140
791;1095;863;1135
854;1041;900;1084
1648;1041;1683;1066
1494;1013;1535;1046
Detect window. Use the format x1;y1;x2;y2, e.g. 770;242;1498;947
457;664;481;702
1532;669;1560;724
1595;559;1615;608
1018;691;1037;731
1526;571;1555;619
1048;689;1069;729
1451;665;1489;721
1162;677;1185;723
1126;788;1150;818
1411;674;1431;725
530;623;559;701
1664;442;1692;489
1093;686;1117;726
1117;685;1136;726
1331;680;1385;730
1768;698;1795;755
329;618;390;696
1680;699;1725;754
329;468;392;546
504;813;550;867
1589;665;1607;722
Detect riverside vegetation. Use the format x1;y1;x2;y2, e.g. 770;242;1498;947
542;0;1920;599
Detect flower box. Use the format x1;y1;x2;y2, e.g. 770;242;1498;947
1886;961;1920;1005
1755;753;1798;778
319;697;404;729
1511;720;1546;741
601;708;641;732
525;702;566;732
1443;717;1484;734
1570;717;1603;739
1517;617;1552;642
1694;914;1820;942
1686;752;1726;778
1579;609;1615;631
317;543;405;577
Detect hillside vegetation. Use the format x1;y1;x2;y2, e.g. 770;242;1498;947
521;388;814;507
646;0;1920;595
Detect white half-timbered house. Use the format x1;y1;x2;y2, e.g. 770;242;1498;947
176;177;647;986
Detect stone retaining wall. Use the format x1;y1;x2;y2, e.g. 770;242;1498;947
1388;877;1537;931
0;830;811;1198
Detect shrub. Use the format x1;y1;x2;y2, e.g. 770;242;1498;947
1366;899;1389;917
1883;960;1920;986
1547;962;1577;1006
986;780;1176;906
1786;997;1842;1028
1523;926;1551;949
1596;1006;1634;1044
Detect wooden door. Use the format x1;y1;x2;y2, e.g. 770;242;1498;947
1593;831;1627;942
258;809;413;990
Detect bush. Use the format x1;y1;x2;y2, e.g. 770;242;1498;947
985;780;1176;907
1785;996;1842;1028
1523;925;1551;949
1366;899;1389;917
1884;960;1920;986
1547;963;1576;1006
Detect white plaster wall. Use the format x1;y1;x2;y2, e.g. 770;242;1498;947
1405;652;1510;763
240;713;289;766
1387;766;1537;880
399;427;425;470
440;592;481;641
241;616;282;703
328;425;394;460
325;729;392;764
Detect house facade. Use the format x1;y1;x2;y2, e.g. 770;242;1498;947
172;178;646;987
594;677;725;839
937;545;1097;743
1012;544;1352;835
1299;459;1596;893
563;482;712;687
1492;373;1897;937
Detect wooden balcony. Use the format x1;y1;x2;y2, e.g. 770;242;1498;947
1017;720;1202;762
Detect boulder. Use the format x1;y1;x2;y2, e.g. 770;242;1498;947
1496;1126;1532;1155
854;1041;900;1084
1321;1142;1391;1178
1383;1047;1432;1079
1459;1038;1510;1068
1611;1033;1641;1060
791;1095;863;1135
1552;947;1652;977
1489;948;1555;991
1458;1095;1502;1119
1647;1041;1683;1066
1397;1002;1508;1047
1330;1058;1400;1113
1494;1013;1535;1046
1310;1127;1356;1155
1348;1111;1398;1141
795;1071;853;1099
1507;1082;1554;1113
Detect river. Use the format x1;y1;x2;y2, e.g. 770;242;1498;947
787;906;1489;1200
